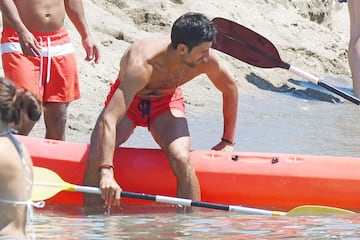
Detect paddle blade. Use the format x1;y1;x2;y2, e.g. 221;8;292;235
212;17;289;69
285;205;356;216
32;167;74;201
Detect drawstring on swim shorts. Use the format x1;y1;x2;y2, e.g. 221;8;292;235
138;99;151;125
38;36;52;88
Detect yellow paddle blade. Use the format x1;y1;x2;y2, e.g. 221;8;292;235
285;205;356;216
32;166;76;201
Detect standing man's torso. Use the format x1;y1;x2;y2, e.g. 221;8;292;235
3;0;66;32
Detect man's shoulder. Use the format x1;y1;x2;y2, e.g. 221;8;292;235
205;49;222;66
133;36;168;46
127;37;168;61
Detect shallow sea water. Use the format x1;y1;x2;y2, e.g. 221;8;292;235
32;206;360;239
31;81;360;239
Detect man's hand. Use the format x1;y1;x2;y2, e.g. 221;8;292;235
211;140;234;152
82;37;100;63
17;30;41;57
99;168;122;206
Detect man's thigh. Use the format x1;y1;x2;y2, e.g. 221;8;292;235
149;111;190;151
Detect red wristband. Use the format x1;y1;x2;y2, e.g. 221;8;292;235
98;164;114;172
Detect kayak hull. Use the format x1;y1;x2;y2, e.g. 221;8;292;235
19;135;360;211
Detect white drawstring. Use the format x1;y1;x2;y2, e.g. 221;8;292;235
38;36;52;87
38;37;44;88
27;200;46;224
27;200;46;240
0;199;45;240
45;37;51;84
0;199;46;223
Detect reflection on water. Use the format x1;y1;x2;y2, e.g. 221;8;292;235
32;205;360;239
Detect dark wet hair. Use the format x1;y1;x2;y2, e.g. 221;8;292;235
171;12;217;52
0;77;42;125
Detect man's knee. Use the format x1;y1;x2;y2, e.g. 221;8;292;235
44;102;69;120
169;151;194;176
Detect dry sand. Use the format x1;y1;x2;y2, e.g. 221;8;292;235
2;0;353;143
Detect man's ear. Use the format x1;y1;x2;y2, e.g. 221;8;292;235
176;43;188;55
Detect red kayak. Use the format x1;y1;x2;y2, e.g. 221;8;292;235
18;135;360;211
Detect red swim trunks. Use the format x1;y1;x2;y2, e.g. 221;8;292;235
105;79;186;127
1;27;80;103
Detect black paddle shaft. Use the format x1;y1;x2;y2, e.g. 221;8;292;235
211;17;360;105
121;191;231;211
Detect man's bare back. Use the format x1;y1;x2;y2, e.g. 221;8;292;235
2;0;66;32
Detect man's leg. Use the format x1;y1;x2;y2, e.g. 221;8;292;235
348;0;360;97
43;102;69;140
150;111;201;202
10;109;37;135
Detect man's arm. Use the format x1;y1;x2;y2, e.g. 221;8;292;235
98;57;150;164
64;0;100;63
0;0;25;31
64;0;89;40
0;0;40;56
206;53;239;151
96;54;150;204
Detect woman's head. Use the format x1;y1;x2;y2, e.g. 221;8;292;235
171;12;217;52
0;77;42;125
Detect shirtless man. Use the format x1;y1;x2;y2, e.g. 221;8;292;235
83;12;238;209
0;0;100;140
347;0;360;97
0;77;42;239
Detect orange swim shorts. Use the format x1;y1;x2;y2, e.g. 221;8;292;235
105;79;186;127
1;27;80;103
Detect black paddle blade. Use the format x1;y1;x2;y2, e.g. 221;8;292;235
212;17;290;69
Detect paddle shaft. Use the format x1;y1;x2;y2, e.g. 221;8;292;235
75;185;281;215
212;17;360;105
33;167;355;216
290;64;360;105
75;186;355;215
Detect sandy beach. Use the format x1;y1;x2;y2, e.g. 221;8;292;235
1;0;353;143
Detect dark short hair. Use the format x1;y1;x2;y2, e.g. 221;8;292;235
171;12;217;52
